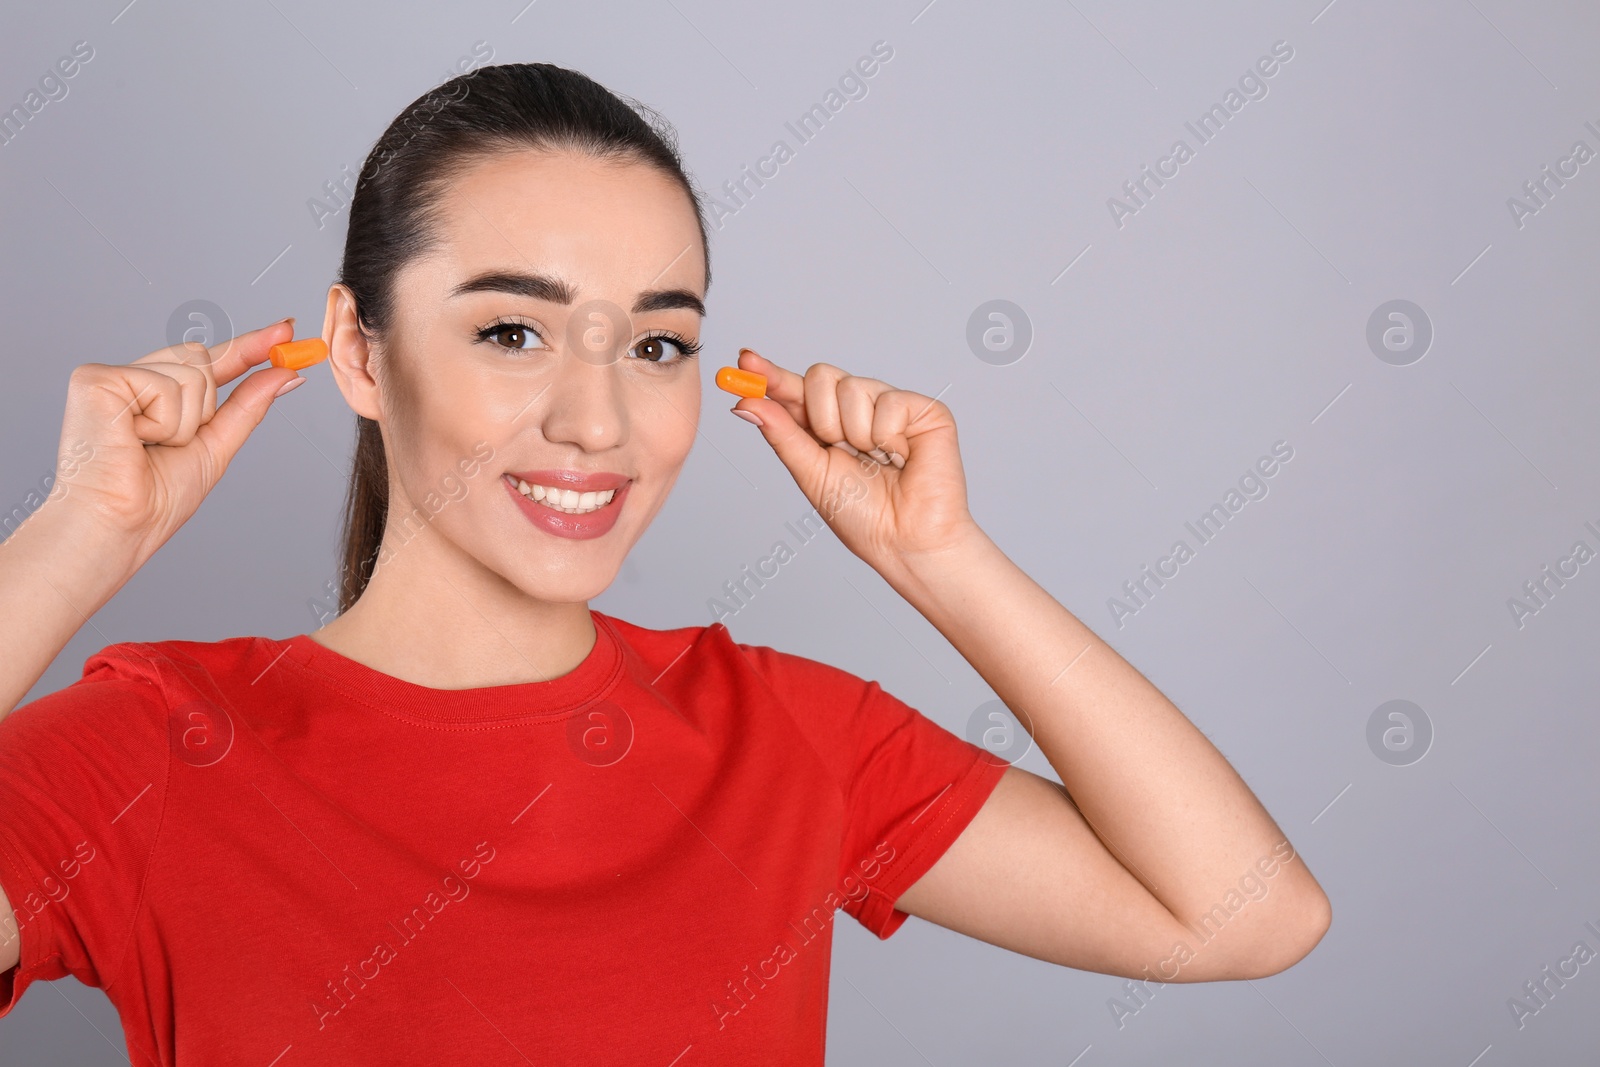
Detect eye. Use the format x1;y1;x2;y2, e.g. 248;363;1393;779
631;332;701;365
476;320;547;352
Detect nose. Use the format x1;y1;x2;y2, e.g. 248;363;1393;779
536;344;629;455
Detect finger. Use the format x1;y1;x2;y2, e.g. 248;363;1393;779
133;342;219;425
160;362;209;445
193;366;301;477
123;359;213;445
205;317;299;388
732;390;836;506
734;395;830;504
801;363;850;446
80;364;187;446
837;374;895;455
871;388;958;471
735;348;810;431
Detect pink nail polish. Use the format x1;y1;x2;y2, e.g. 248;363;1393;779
274;376;306;398
731;407;763;427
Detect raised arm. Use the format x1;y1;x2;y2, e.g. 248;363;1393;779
0;318;304;973
883;525;1329;980
724;348;1330;982
2;316;302;715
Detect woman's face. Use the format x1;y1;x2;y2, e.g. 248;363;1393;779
342;148;707;603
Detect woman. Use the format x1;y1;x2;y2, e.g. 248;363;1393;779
0;63;1329;1064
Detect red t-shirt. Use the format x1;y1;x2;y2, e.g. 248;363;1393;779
0;609;1007;1065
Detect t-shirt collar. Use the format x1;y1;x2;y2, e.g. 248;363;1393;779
274;610;624;726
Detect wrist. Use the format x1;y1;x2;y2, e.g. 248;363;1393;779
15;499;144;584
0;502;143;717
880;519;995;604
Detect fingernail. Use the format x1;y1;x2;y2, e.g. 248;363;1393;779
279;315;296;328
274;376;306;398
835;441;862;458
867;448;891;465
730;406;763;427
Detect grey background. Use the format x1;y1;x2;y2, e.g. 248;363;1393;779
2;0;1596;1063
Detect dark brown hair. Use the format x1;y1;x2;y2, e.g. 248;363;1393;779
332;62;711;614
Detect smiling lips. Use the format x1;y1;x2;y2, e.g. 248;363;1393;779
503;468;630;537
513;478;615;514
507;468;629;513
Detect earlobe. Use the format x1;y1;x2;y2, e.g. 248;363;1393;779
324;283;383;421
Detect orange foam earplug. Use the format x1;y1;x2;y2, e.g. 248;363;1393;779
268;337;330;371
715;366;766;399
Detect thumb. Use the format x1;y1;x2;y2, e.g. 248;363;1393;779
734;394;833;505
195;365;302;474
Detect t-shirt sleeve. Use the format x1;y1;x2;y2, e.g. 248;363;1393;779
736;638;1010;940
0;644;171;1016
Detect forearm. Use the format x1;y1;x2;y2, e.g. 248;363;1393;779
0;501;138;718
881;523;1322;938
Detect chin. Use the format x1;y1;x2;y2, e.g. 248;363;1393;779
503;564;619;605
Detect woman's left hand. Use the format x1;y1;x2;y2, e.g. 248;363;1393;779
726;348;980;575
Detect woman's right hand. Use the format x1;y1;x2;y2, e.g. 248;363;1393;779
47;317;308;569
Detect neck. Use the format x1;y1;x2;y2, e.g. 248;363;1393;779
308;527;597;691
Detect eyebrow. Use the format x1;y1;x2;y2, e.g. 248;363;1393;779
448;269;705;317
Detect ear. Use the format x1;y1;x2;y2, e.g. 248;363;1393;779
324;283;383;421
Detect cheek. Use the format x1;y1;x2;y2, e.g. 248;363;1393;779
643;372;701;464
387;390;497;514
673;378;702;456
621;375;699;516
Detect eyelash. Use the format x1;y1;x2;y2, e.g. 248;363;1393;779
473;317;702;363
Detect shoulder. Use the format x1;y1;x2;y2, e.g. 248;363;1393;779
596;610;713;660
81;635;276;697
6;635;276;736
597;610;870;700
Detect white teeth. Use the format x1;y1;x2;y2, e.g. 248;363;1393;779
511;477;617;514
